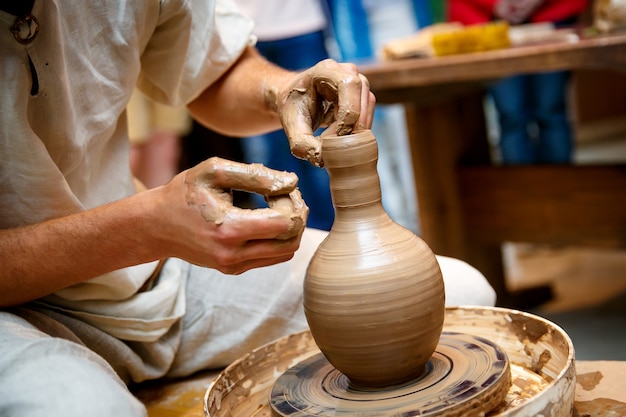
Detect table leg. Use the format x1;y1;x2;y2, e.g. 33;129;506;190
403;93;553;308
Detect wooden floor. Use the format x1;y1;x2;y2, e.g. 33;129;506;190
505;243;626;313
506;243;626;362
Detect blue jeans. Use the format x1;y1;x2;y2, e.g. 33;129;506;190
241;31;335;231
489;71;573;164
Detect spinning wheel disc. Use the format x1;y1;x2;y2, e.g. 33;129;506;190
270;332;511;417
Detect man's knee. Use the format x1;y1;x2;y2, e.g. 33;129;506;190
436;255;497;307
0;320;146;417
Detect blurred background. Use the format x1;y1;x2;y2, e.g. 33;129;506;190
129;0;626;362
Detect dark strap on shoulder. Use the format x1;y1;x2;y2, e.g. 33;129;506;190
0;0;35;16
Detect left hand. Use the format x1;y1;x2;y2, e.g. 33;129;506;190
154;157;308;275
271;59;376;167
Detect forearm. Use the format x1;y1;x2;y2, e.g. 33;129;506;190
0;161;308;307
0;190;164;307
188;46;292;137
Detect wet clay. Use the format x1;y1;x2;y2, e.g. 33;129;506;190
575;398;626;416
304;130;445;387
507;314;550;344
204;307;577;417
269;332;511;417
577;371;603;391
184;157;307;239
265;60;368;167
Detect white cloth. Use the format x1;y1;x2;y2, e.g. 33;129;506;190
0;0;253;342
0;228;495;416
0;229;495;374
234;0;327;41
0;311;147;417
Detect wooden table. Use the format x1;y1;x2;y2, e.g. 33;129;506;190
358;32;626;307
135;360;626;416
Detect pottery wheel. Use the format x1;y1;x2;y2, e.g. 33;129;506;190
269;332;511;417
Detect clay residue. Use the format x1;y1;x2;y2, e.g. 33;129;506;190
183;157;307;238
575;398;626;416
577;371;604;391
185;158;298;197
207;309;577;417
489;363;550;413
506;313;550;344
534;349;552;375
266;190;307;240
270;60;371;167
536;399;560;417
206;331;319;416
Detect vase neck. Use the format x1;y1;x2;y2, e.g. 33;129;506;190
322;130;383;208
327;160;383;208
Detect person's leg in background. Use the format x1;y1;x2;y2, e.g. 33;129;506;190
241;31;335;231
127;89;191;189
356;0;423;232
531;70;574;164
489;75;536;164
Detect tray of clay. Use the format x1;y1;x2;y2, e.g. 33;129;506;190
204;306;575;417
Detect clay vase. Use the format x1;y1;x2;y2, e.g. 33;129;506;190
303;129;445;388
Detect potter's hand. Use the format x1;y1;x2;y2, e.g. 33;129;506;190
494;0;543;24
161;157;308;274
271;59;376;167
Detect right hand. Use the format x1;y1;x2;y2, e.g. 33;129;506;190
494;0;543;24
270;59;376;167
154;157;309;274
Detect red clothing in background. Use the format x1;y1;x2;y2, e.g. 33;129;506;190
449;0;589;25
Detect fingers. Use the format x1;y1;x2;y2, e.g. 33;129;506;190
215;243;299;275
184;160;308;239
182;185;308;274
331;62;364;135
288;131;324;167
196;216;303;275
187;157;298;196
267;189;309;239
357;73;376;131
322;63;375;133
221;205;305;241
205;194;308;274
230;190;307;239
160;160;310;275
281;60;376;166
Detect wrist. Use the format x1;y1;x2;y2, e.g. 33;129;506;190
131;185;176;261
261;66;296;118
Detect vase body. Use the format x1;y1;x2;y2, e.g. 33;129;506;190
304;130;445;388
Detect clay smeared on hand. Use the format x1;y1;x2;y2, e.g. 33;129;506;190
270;60;375;167
183;157;308;239
266;189;308;240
